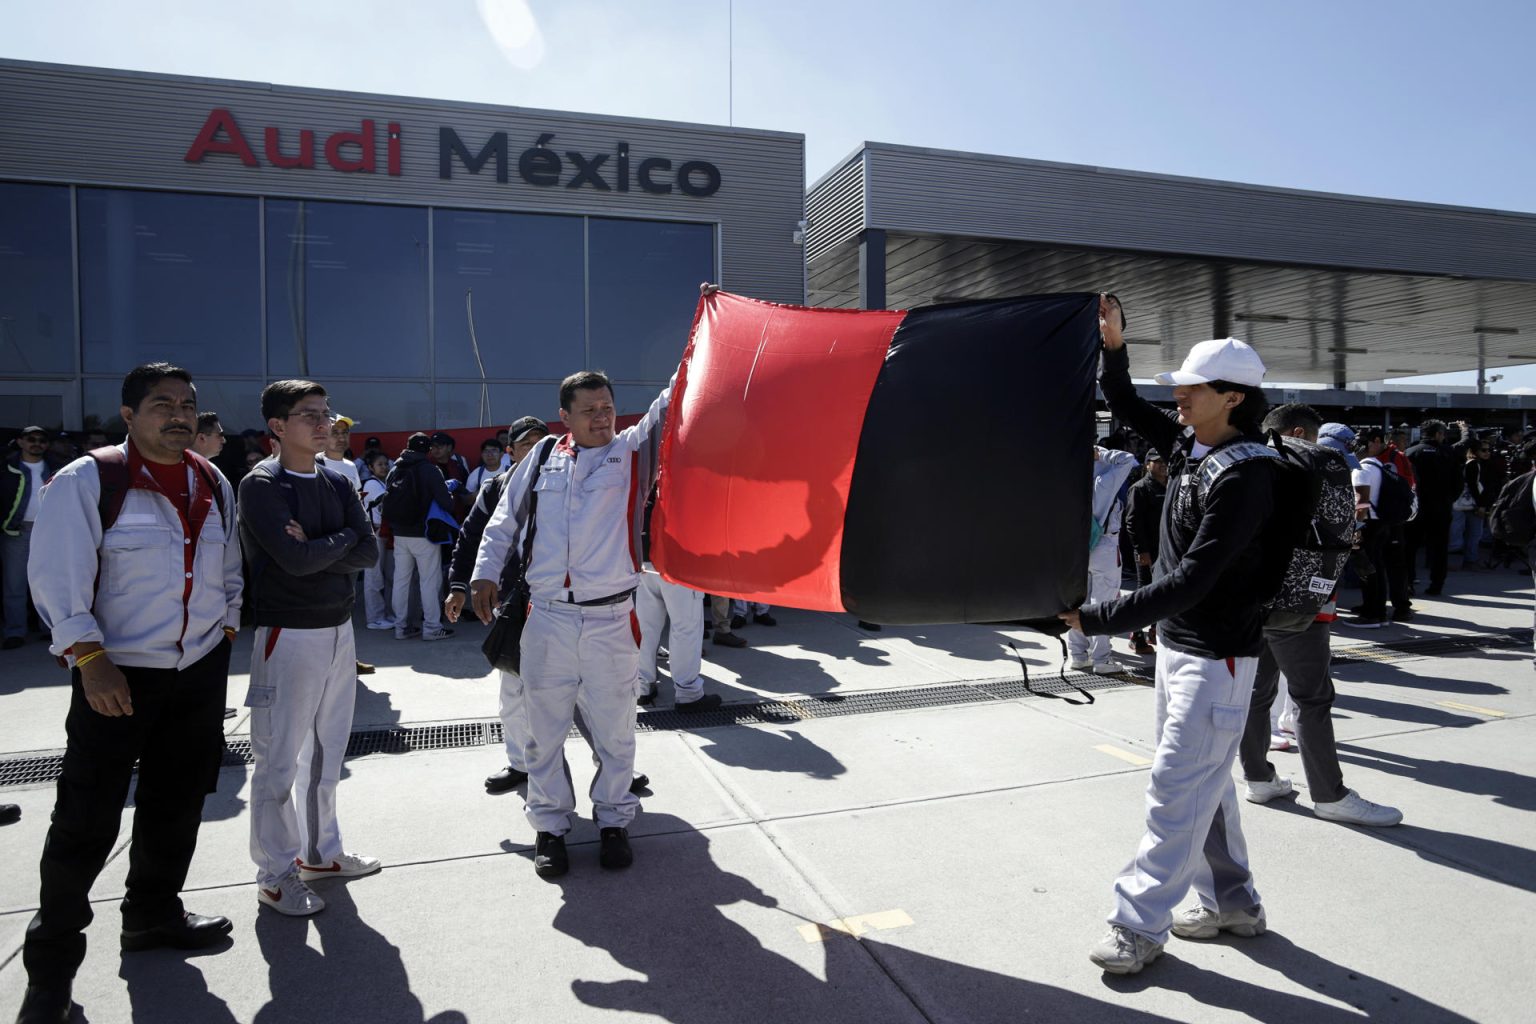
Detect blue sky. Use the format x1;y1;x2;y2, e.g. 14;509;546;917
4;0;1531;386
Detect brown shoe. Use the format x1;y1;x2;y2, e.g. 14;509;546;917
356;660;376;675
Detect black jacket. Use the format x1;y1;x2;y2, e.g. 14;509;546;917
1407;441;1460;517
1079;346;1275;659
386;450;457;538
2;451;68;535
237;461;377;628
1125;473;1166;562
448;469;516;594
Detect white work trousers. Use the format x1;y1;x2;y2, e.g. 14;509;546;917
1068;544;1122;664
636;567;704;702
1109;645;1260;944
246;623;358;887
362;535;393;624
518;597;641;835
392;535;442;632
498;669;531;770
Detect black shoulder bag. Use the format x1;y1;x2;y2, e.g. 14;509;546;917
481;437;556;674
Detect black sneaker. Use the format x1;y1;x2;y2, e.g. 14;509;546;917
599;827;633;870
857;620;882;632
676;693;723;714
628;773;650;794
636;684;658;707
730;614;747;629
534;831;568;878
15;982;71;1024
713;632;747;648
1391;608;1415;624
1349;615;1385;629
753;613;778;626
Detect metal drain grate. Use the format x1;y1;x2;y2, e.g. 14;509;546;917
0;627;1523;789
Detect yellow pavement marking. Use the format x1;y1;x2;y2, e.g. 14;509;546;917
1094;744;1153;766
798;909;914;943
1437;700;1507;718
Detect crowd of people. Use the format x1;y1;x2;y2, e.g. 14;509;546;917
3;288;1534;1018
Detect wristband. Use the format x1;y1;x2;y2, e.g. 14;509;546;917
75;649;107;670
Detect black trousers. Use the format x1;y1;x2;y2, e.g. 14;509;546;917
1410;514;1451;591
1360;521;1410;617
23;638;230;984
1238;616;1348;803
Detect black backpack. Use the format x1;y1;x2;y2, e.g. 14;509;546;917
1368;458;1417;525
1489;468;1536;547
1264;436;1356;616
380;460;421;528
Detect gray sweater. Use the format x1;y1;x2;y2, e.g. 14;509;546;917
237;460;377;628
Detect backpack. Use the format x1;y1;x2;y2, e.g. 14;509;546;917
380;460;423;528
89;447;228;533
1366;458;1417;525
1195;439;1289;603
1488;468;1536;547
1263;436;1356;616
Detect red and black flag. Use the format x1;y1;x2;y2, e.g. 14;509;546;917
651;291;1102;625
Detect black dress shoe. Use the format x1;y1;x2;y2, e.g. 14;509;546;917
534;831;568;878
676;693;723;714
1425;585;1443;596
636;684;658;707
857;620;882;632
1;637;22;651
753;613;777;627
16;982;71;1024
730;614;747;629
628;773;650;794
0;803;20;826
485;765;529;794
121;911;233;952
599;827;633;870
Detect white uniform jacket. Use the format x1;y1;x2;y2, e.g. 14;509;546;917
473;383;670;603
29;445;243;670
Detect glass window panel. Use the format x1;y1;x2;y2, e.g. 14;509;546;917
432;210;585;380
78;189;260;375
311;380;432;435
83;377;262;436
587;218;714;384
435;382;563;432
0;395;66;433
266;200;429;379
0;183;75;373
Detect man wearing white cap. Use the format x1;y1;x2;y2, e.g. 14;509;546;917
1061;295;1279;975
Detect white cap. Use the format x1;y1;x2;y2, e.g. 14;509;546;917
1153;338;1266;388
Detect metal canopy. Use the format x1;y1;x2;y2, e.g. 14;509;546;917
805;145;1536;388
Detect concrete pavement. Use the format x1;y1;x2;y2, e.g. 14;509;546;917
0;567;1531;1023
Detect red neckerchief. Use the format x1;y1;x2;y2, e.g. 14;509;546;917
126;439;215;646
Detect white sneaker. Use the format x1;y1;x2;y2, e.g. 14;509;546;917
1269;733;1293;751
394;626;421;640
1092;659;1135;676
421;627;454;642
258;872;325;916
1313;789;1403;826
297;852;384;881
366;619;396;630
1171;903;1266;940
1245;773;1295;804
1068;658;1093;672
1089;926;1163;974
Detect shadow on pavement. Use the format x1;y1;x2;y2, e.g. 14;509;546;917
692;728;846;779
1337;741;1536;812
121;944;239;1024
549;813;1448;1024
251;884;467;1024
1106;929;1474;1022
1330;693;1486;729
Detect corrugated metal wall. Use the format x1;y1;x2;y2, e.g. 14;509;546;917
858;144;1536;283
0;61;806;303
804;151;865;264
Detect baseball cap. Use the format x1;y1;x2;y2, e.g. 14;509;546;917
364;435;382;447
1153;338;1266;388
333;414;358;429
20;425;48;437
1145;448;1165;462
1317;423;1361;470
507;416;549;444
429;431;455;447
406;432;431;453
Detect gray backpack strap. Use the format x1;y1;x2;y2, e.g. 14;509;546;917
1196;441;1280;499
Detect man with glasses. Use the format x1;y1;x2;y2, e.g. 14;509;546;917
192;412;226;461
3;426;68;649
238;381;380;918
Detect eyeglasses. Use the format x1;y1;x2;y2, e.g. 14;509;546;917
283;410;336;426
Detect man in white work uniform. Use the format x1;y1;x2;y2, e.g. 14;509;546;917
1067;443;1139;674
471;368;672;879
